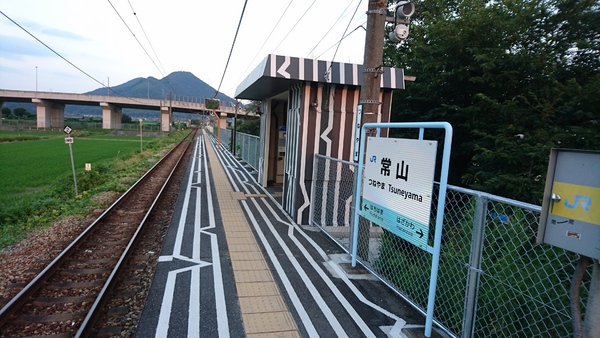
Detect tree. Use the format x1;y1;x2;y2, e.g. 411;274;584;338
121;113;133;124
12;107;31;118
236;118;260;136
1;106;11;118
385;0;600;204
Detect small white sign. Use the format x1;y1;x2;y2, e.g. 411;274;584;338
362;137;437;250
353;105;363;162
85;163;91;171
65;137;74;144
63;126;73;134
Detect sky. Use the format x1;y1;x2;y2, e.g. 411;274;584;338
0;0;371;98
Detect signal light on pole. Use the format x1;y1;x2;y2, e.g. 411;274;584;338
389;2;415;43
395;1;415;19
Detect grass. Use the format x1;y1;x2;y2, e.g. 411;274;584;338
0;129;189;249
0;134;155;198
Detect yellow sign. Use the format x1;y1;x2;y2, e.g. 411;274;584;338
551;181;600;225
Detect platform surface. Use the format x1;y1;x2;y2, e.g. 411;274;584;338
136;131;446;338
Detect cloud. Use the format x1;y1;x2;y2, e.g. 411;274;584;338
0;34;52;60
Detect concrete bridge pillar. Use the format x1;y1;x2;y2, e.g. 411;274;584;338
33;98;65;128
100;102;122;129
160;106;172;132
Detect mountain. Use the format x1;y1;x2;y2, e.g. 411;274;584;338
86;71;235;105
3;72;235;118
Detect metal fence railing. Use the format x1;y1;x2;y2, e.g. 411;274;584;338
310;153;592;338
0;120;162;132
219;128;232;151
234;132;260;172
214;128;260;173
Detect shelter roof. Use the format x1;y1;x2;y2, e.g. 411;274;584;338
235;54;405;100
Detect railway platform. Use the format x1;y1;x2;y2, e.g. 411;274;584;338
136;130;446;338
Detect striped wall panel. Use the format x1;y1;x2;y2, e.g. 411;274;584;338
288;82;383;225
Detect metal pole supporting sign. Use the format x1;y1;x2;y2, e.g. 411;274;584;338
351;121;453;337
63;125;78;196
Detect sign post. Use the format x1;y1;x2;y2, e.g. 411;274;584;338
351;122;452;337
63;125;78;196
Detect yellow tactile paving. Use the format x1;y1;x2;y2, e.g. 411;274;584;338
239;295;288;313
203;133;299;337
231;260;269;271
247;332;301;338
236;281;281;297
243;312;297;334
229;251;264;261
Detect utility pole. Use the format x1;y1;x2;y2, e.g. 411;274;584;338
354;0;415;260
355;0;389;260
359;0;388;131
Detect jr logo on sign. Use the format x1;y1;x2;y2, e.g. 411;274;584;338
564;195;592;212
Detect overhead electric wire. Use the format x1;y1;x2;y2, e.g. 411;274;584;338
316;24;366;60
227;0;295;95
328;0;362;64
214;0;248;98
305;0;356;58
271;0;318;53
107;0;177;96
0;10;144;103
126;0;168;76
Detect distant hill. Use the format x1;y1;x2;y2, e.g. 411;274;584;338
3;72;235;118
86;71;235;104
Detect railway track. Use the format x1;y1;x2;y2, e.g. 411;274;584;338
0;129;196;337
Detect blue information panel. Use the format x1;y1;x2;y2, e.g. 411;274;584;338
363;198;429;250
362;137;437;251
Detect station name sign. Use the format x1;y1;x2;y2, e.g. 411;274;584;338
362;137;437;250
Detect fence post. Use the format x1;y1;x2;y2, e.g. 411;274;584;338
309;154;320;226
462;193;488;338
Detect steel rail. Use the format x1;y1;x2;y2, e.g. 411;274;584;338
76;130;194;337
0;130;196;330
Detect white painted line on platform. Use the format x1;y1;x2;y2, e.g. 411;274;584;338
155;133;230;337
189;266;200;337
258;200;377;337
241;200;319;338
248;198;351;337
203;135;230;338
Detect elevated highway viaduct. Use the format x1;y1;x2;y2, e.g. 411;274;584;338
0;89;253;131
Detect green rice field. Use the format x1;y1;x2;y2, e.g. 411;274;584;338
0;134;155;198
0;129;187;248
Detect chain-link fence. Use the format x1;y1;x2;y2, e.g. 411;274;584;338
215;128;260;172
219;128;231;151
234;131;260;172
310;154;592;338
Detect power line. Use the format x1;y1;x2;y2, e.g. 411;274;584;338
126;0;168;76
0;9;144;103
323;0;363;82
271;0;318;53
227;0;295;95
215;0;249;98
107;0;177;97
329;0;363;63
305;0;357;58
316;24;366;60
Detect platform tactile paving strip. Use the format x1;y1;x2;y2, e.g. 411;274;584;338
204;133;300;337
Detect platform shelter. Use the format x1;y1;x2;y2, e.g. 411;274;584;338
235;54;406;225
